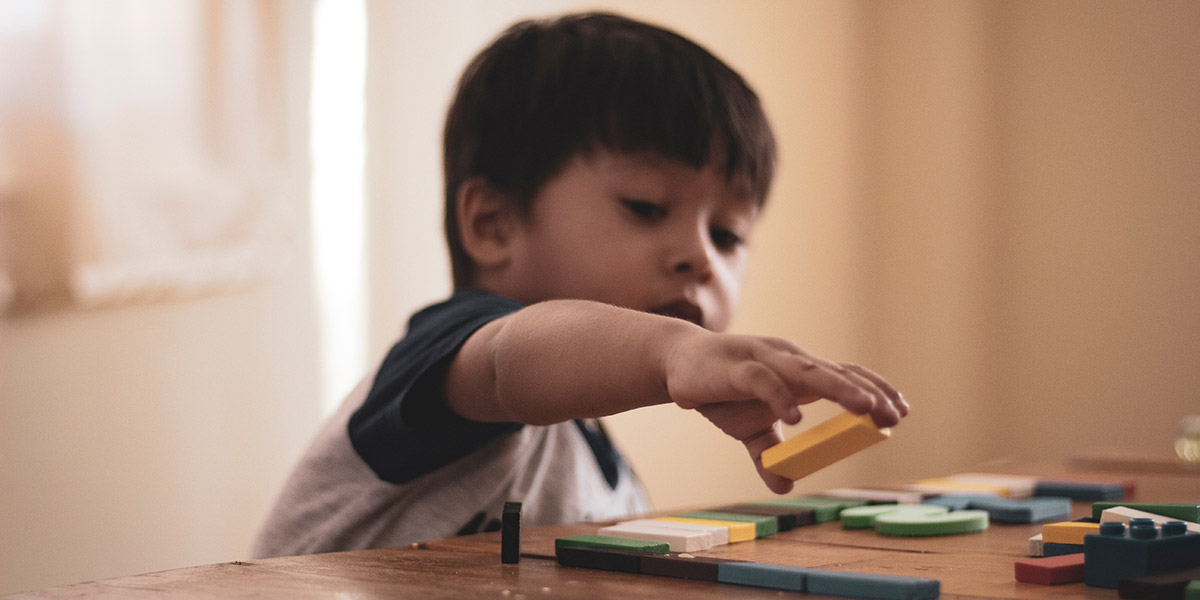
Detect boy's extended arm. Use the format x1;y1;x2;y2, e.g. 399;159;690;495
444;299;907;493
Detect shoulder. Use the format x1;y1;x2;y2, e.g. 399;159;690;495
406;290;524;337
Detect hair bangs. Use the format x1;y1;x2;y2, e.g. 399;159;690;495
568;20;776;203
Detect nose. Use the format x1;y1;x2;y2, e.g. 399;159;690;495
670;226;715;283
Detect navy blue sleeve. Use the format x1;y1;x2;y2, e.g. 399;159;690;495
348;290;525;484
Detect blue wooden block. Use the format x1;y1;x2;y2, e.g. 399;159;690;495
923;495;978;511
717;562;807;592
806;568;941;600
982;496;1072;524
1043;542;1085;557
1084;520;1200;588
924;494;1071;524
1035;481;1125;501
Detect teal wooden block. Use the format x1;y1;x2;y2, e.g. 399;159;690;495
806;568;941;600
925;494;1071;524
923;495;974;511
554;534;669;553
677;511;778;537
717;562;807;592
1035;480;1124;501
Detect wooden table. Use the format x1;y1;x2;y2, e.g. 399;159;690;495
9;462;1199;599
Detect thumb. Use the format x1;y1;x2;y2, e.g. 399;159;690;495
743;424;794;495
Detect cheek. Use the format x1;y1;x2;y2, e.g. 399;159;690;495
705;257;747;331
527;234;635;296
717;255;748;301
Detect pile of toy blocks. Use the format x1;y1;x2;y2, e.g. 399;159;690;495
1016;500;1200;597
554;495;942;600
550;472;1138;599
540;411;1200;598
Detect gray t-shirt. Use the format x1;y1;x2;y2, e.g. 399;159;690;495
252;292;651;558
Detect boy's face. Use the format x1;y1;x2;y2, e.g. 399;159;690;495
501;150;758;332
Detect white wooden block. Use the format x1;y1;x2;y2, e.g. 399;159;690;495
620;519;729;545
1100;506;1200;533
597;523;714;552
1028;533;1044;557
820;488;926;505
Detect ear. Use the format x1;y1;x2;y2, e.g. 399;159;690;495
455;177;521;273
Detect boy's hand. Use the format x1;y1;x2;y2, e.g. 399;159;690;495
663;331;908;492
695;402;795;493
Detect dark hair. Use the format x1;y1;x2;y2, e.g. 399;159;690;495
443;12;777;289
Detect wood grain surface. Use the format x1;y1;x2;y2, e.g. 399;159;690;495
8;462;1198;599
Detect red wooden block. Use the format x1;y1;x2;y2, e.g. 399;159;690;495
1015;552;1086;585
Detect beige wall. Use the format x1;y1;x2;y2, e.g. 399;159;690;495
3;0;1198;594
0;2;321;594
0;271;322;593
857;1;1200;481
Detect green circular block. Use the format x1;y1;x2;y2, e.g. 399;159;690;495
874;507;989;537
840;504;918;529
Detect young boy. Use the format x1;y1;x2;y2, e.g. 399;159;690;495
252;12;907;559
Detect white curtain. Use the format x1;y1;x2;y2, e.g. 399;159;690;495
0;0;309;313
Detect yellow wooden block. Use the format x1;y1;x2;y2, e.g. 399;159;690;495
761;411;891;480
906;478;1013;498
1041;521;1101;545
654;517;757;543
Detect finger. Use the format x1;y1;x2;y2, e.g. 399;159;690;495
832;365;901;426
732;362;803;425
695;401;779;441
794;394;821;406
790;350;905;424
843;363;909;423
755;339;903;423
742;424;794;495
766;352;876;415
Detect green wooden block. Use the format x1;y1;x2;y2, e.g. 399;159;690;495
749;496;869;523
1185;580;1200;600
677;512;778;537
1091;503;1200;523
554;535;670;553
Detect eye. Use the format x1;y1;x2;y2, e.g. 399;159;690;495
710;227;745;252
621;199;668;221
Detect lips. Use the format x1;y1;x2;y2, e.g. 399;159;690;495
651;300;703;327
